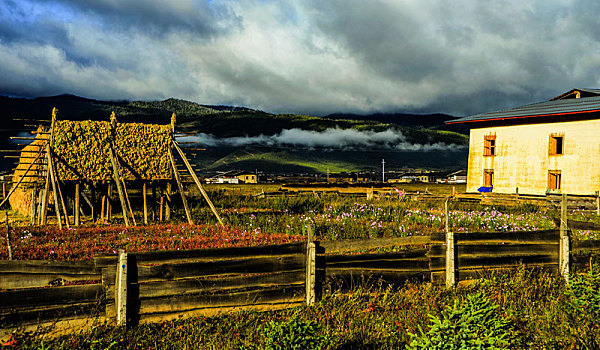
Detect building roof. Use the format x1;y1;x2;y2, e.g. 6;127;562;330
447;88;600;125
213;170;255;178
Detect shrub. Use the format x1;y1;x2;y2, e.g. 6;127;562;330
567;263;600;319
408;292;518;350
258;316;328;350
564;263;600;348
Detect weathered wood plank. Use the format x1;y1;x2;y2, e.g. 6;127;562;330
0;273;101;290
104;255;305;283
431;264;559;283
430;254;557;269
0;260;98;275
139;285;304;315
0;302;102;325
318;236;431;253
0;284;104;309
324;257;430;270
428;244;558;258
324;268;430;279
572;252;600;269
94;242;306;267
137;301;303;324
552;218;600;231
323;249;429;262
572;240;600;250
107;271;305;299
431;230;559;244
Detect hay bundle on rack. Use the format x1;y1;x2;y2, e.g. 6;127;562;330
53;120;172;181
9;131;48;215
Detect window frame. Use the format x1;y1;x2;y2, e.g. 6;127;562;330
548;170;561;191
484;134;496;157
483;169;494;187
548;133;564;156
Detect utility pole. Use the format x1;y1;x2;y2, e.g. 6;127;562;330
382;159;385;183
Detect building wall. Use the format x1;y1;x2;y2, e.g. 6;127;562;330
466;119;600;195
236;174;257;183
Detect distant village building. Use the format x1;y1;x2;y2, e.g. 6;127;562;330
207;170;258;184
436;170;467;184
327;172;372;183
447;88;600;195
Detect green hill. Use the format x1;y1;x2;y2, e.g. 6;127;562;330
0;94;468;174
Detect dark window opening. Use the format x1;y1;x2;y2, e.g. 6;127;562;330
484;169;494;187
549;134;564;155
548;170;561;190
484;135;496;156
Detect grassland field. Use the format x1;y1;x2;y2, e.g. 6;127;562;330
4;182;600;349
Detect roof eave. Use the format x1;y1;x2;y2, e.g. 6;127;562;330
446;108;600;125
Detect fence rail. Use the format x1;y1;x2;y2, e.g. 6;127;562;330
2;217;600;337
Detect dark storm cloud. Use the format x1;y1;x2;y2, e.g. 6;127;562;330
35;0;241;37
1;0;600;116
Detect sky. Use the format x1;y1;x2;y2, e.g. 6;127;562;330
1;0;600;117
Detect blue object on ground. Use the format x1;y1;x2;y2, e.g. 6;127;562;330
477;186;493;193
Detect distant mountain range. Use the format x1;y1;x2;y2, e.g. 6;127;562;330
0;94;469;174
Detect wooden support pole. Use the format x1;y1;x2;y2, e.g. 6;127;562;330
168;148;193;225
165;183;171;221
121;180;136;226
5;213;12;260
37;189;44;225
560;193;570;283
143;183;148;225
596;191;599;216
30;189;36;225
41;107;56;226
48;148;70;229
305;225;316;305
445;198;450;233
108;147;130;227
90;185;96;221
74;183;80;226
152;186;156;222
101;194;106;223
81;190;93;215
173;142;223;226
159;196;164;222
47;147;62;229
445;198;455;287
2;182;5;199
116;249;128;326
107;185;112;222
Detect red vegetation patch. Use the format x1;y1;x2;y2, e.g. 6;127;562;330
1;224;303;261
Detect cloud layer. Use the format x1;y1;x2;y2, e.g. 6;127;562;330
2;1;600;116
177;128;466;152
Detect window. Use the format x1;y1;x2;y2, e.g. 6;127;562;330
548;170;561;190
484;134;496;156
549;134;564;155
484;169;494;187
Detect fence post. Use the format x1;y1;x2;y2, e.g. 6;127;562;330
445;199;455;287
116;249;128;326
559;194;570;283
596;191;599;215
305;226;316;305
5;212;12;260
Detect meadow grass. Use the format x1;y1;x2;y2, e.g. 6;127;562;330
11;265;600;349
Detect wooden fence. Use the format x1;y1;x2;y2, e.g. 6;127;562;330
2;222;600;337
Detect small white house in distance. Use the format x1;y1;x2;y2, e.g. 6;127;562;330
206;170;258;184
436;170;467;184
